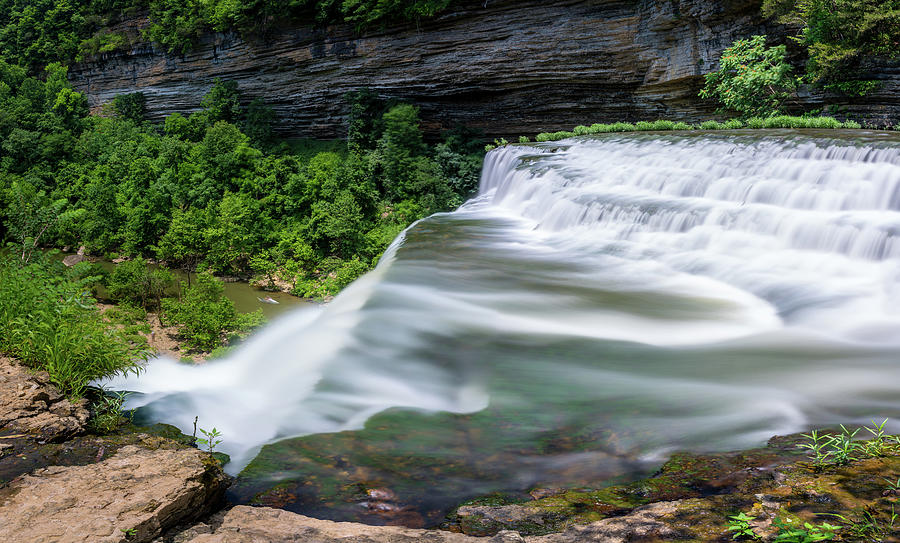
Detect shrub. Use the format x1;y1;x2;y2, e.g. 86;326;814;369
650;120;676;130
700;120;727;130
294;257;371;299
161;271;264;351
0;255;145;397
107;258;175;311
699;35;798;117
609;122;636;132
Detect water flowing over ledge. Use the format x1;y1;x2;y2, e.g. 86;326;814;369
106;131;900;518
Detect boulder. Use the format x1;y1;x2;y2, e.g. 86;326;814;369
0;445;228;543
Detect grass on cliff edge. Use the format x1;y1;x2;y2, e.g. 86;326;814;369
486;116;867;149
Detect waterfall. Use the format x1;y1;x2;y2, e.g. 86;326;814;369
106;131;900;491
480;134;900;339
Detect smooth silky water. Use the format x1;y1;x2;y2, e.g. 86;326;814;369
106;129;900;525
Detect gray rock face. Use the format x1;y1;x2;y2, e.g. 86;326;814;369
0;445;228;543
0;356;89;442
68;0;899;139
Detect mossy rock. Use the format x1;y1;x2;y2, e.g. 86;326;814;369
447;434;900;538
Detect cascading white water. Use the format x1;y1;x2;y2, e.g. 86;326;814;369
106;132;900;508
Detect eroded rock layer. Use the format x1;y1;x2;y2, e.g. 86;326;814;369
67;0;900;139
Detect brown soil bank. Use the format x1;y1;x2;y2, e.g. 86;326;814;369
68;0;900;140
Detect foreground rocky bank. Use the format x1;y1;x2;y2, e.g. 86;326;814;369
2;355;899;542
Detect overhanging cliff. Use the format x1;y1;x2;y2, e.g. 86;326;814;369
68;0;900;139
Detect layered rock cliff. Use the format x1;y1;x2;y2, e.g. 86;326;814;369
68;0;900;139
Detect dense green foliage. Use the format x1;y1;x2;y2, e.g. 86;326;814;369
0;64;483;301
161;271;264;351
0;0;459;67
106;258;174;311
0;255;146;397
762;0;900;94
698;35;797;117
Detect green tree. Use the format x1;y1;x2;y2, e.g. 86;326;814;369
242;97;275;147
162;271;263;351
156;206;210;277
699;35;798;117
375;103;426;199
204;191;269;273
107;258;175;311
3;179;72;262
762;0;900;94
113;92;147;123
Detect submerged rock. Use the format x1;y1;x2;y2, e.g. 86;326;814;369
448;433;900;541
0;356;89;442
0;445;227;543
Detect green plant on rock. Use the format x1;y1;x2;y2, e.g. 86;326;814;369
884;477;900;494
197;427;223;453
859;418;893;457
799;429;833;468
772;517;839;542
727;511;760;540
699;35;798;118
828;424;859;465
88;388;133;434
826;507;897;541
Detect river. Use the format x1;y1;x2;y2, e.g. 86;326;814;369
106;129;900;526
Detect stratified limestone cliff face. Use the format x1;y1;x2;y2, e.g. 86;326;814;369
68;0;900;139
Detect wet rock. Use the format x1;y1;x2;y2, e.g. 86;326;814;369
532;501;686;543
233;406;632;528
0;445;228;543
63;246;87;267
0;356;89;442
457;504;563;537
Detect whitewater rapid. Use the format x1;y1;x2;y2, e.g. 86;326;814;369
106;131;900;478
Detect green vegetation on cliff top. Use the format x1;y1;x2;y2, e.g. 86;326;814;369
0;0;460;68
